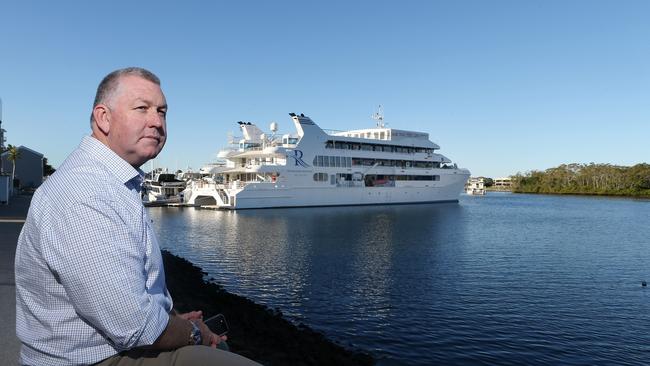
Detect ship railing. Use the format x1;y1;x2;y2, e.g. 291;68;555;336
190;181;229;190
336;180;364;188
191;181;216;189
228;181;247;189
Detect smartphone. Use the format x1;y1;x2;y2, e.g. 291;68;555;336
203;314;229;336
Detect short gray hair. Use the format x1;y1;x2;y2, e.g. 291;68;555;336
90;67;161;124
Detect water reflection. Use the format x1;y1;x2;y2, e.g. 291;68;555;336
150;203;466;325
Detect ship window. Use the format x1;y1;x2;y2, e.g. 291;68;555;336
317;155;324;166
347;157;352;167
335;156;341;167
329;156;335;166
326;141;333;149
313;173;328;182
313;156;318;165
323;156;330;167
330;174;336;184
380;132;385;139
361;144;371;151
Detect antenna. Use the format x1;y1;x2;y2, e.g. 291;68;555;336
371;105;385;128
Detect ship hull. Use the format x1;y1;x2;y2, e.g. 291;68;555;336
226;171;469;209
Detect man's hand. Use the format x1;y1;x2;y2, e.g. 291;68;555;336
160;310;227;349
177;310;203;322
194;318;228;348
177;310;227;347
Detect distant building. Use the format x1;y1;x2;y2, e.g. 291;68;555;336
1;145;44;189
494;177;512;189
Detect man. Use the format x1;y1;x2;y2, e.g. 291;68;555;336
15;67;260;365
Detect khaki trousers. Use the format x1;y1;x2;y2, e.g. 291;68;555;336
95;346;262;366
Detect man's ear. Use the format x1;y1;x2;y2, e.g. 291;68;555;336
93;104;111;135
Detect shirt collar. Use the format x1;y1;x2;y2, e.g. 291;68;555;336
79;136;145;185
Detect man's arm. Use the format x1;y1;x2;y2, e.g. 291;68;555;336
48;198;170;350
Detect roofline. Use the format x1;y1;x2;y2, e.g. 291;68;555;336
1;145;44;158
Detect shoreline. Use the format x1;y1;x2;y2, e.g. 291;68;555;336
510;190;650;199
484;189;650;199
162;250;375;365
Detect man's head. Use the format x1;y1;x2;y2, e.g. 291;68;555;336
91;67;167;168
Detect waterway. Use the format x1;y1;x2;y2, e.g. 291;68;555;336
150;193;650;365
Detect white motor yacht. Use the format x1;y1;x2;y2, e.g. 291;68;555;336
187;110;470;209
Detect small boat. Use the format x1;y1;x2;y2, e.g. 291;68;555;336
465;177;486;195
143;172;186;206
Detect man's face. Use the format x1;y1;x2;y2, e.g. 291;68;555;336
106;75;167;167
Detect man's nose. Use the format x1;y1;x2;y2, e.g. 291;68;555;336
148;111;165;128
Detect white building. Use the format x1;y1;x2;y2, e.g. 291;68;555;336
494;177;512;189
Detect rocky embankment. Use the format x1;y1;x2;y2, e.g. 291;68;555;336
162;250;375;366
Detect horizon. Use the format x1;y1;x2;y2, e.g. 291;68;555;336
1;1;648;178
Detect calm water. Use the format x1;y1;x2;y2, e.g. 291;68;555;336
149;193;650;365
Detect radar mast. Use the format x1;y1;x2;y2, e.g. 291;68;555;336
371;105;385;128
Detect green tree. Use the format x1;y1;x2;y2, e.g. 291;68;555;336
6;147;21;188
7;144;21;184
43;157;56;176
512;162;650;197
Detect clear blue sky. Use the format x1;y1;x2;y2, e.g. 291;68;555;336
1;0;648;178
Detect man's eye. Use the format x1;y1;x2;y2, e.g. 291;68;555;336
136;106;147;111
158;109;167;117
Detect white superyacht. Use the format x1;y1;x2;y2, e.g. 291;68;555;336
187;110;470;209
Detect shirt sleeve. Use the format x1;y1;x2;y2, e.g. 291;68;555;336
46;195;169;350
